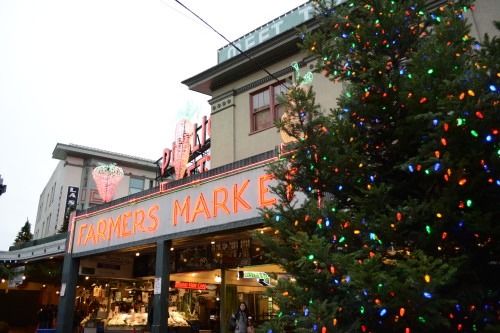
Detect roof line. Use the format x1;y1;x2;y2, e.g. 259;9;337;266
55;143;157;164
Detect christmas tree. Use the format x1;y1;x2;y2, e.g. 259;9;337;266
13;218;33;245
258;0;499;332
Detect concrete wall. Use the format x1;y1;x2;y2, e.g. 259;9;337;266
34;159;84;239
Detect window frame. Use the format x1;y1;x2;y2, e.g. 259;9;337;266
249;80;287;133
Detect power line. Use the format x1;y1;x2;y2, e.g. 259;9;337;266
159;0;207;30
173;0;290;90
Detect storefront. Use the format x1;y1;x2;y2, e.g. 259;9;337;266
55;150;284;333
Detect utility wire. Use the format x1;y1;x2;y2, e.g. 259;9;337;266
173;0;290;90
160;0;207;30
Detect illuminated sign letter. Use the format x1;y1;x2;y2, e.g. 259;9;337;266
84;224;97;245
108;216;122;240
160;149;172;177
134;209;146;233
259;174;277;207
173;196;190;226
96;219;108;242
77;224;88;246
121;211;132;237
213;187;230;217
233;180;251;213
147;205;160;232
191;193;211;222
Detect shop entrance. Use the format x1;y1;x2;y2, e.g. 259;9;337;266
71;228;284;333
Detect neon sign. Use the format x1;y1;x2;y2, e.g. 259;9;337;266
71;166;278;253
171;175;275;226
291;62;313;86
92;164;124;202
160;116;211;180
174;281;208;290
76;205;160;247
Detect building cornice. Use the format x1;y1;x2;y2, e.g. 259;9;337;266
53;143;158;172
181;20;317;96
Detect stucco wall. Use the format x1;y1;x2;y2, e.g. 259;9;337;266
210;52;342;168
467;0;499;42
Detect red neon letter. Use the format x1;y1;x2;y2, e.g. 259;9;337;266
213;187;230;217
108;215;122;240
173;196;190;226
233;179;251;213
84;224;97;246
96;219;108;242
77;224;88;246
147;205;160;232
259;174;277;207
134;209;146;233
160;148;172;177
121;211;132;237
191;193;212;222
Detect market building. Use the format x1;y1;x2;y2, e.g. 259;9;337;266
55;1;329;329
56;1;499;333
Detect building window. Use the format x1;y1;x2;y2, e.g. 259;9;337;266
129;177;145;195
250;81;288;132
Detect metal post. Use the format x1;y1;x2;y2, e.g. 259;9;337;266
220;267;227;333
56;254;79;333
152;239;171;333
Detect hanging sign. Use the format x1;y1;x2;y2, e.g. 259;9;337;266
65;186;79;212
92;164;124;202
174;281;208;290
238;271;271;286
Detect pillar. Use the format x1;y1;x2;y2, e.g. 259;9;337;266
220;267;227;333
56;254;79;333
151;239;171;333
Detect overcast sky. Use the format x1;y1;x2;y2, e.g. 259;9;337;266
0;0;307;250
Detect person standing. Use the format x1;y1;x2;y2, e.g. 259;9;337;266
230;302;253;333
37;305;49;329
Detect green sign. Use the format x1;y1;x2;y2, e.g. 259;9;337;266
217;2;315;63
217;1;346;64
240;271;270;286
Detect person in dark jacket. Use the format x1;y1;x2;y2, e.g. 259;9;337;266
37;305;49;329
230;302;253;333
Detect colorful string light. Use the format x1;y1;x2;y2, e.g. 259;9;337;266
262;0;499;332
